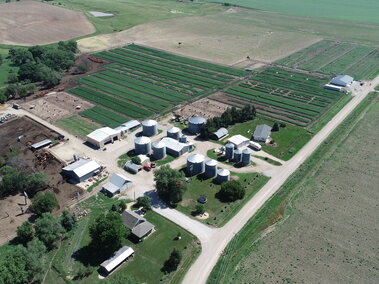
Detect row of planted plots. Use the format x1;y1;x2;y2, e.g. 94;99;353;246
214;67;345;127
69;44;245;127
275;39;379;80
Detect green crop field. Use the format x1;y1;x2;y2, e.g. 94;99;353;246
276;40;379;80
201;0;379;26
222;67;346;127
56;115;100;137
69;44;245;122
208;93;379;284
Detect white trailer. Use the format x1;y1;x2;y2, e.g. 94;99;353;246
249;141;262;151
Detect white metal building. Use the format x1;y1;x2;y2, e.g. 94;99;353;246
114;120;141;135
86;127;121;149
227;135;250;148
102;173;133;197
161;137;190;157
62;159;101;183
100;246;135;274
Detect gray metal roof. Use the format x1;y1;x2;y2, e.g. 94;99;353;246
217;169;230;176
132;221;154;239
152;141;166;149
167;126;181;133
254;124;271;140
135;136;151;145
31;139;52;149
331;75;353;86
100;246;134;273
121;120;140;129
161;137;187;152
242;148;252;154
234;149;242;154
206;159;218;166
124;161;142;172
102;173;131;194
187;153;205;163
142;119;157;126
212;127;228;139
62;159;101;178
122;211;144;229
188;115;206;124
225;142;234;148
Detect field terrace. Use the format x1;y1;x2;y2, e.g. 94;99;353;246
69;44;245;127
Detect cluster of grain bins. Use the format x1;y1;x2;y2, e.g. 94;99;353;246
187;154;231;183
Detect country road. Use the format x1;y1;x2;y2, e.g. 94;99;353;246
182;78;379;284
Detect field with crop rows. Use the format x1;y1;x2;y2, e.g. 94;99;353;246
220;67;344;126
68;44;244;126
276;40;379;80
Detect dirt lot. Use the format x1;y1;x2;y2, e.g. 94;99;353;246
174;98;230;119
0;117;84;245
21;92;95;124
0;1;95;45
225;101;379;282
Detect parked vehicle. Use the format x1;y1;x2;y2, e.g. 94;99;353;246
143;165;151;171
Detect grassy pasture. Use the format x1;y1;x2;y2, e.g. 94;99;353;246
208;92;379;284
277;40;379;80
177;172;269;227
201;0;379;25
69;44;245;121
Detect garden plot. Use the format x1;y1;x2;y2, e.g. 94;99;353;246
175;98;230;119
69;44;245;125
276;40;379;80
221;67;346;127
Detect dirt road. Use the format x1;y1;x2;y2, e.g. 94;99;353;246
182;79;379;284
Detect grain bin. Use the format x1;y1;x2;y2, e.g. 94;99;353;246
188;116;206;135
187;153;205;176
234;149;242;163
134;136;151;155
152;141;166;160
142;119;158;137
216;169;230;183
205;159;218;178
242;148;251;166
225;143;234;160
167;126;181;140
179;135;188;143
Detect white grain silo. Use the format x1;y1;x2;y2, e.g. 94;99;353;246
152;141;166;160
205;159;218;178
167;126;181;140
142;119;158;137
188;116;206;135
234;149;242;163
242;148;251;166
187;153;205;176
134;136;151;155
225;143;234;160
216;169;230;183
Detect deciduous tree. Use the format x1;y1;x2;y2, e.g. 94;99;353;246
31;191;57;216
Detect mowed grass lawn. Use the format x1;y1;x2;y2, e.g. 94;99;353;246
177;172;269;227
56;115;100;137
47;0;225;34
221;117;312;161
55;193;200;284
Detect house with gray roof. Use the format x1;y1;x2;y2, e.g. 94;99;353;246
253;124;271;142
102;173;132;197
121;211;155;240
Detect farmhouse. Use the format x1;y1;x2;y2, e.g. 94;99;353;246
62;159;101;183
122;211;155;240
114;120;141;135
211;128;229;140
161;137;190;157
253;125;271;142
102;173;132;197
86;127;121;149
100;246;135;275
330;75;354;87
227;135;250;148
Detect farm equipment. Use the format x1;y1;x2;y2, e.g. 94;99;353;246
88;56;103;63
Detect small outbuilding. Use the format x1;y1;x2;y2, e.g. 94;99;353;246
253;125;271;142
227;134;250;148
86;127;121;149
330;75;354;87
122;211;155;240
124;161;142;174
62;159;101;183
102;173;132;197
211;128;228;140
161;137;190;157
31;139;52;151
100;246;135;274
114;120;140;135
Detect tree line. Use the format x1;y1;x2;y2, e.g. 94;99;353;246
0;41;77;103
200;105;256;138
